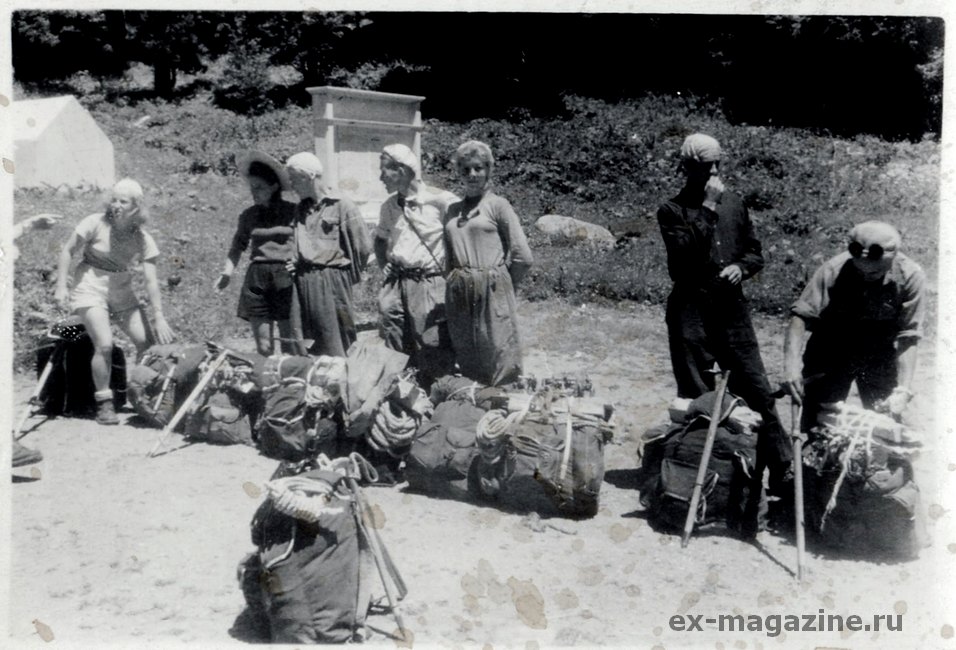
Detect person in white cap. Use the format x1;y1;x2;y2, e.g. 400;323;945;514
374;143;458;387
657;132;791;501
784;220;926;428
215;151;299;356
285;151;371;356
53;178;176;425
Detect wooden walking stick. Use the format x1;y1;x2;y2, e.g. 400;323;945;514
147;349;229;457
681;366;731;548
791;402;807;581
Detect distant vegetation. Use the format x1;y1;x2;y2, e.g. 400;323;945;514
10;12;941;371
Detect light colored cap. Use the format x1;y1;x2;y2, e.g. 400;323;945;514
680;133;722;163
237;151;292;191
286;152;324;178
382;143;421;179
113;178;144;199
850;220;902;250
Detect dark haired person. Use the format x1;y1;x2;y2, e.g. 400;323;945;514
657;132;791;499
444;140;533;386
215;152;299;356
374;143;458;387
783;221;926;429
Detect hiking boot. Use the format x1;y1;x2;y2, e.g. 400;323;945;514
12;439;43;467
95;397;119;425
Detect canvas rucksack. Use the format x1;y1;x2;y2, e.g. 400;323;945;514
239;466;376;643
255;357;347;462
641;391;761;535
126;343;208;427
181;387;255;446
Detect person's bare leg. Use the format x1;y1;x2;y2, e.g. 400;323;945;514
78;306;118;424
250;317;274;357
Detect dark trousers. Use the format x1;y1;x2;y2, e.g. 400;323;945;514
665;288;791;469
800;339;897;431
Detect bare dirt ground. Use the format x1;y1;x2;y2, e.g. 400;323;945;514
6;299;955;649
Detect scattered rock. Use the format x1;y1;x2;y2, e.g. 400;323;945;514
535;215;615;247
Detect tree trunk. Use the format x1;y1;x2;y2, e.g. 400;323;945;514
153;59;177;98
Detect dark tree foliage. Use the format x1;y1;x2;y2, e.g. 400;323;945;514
11;11;944;139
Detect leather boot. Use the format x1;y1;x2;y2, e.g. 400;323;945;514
95;396;119;425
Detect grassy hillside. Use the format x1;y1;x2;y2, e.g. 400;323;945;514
11;91;939;371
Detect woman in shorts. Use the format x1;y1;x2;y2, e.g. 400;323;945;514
443;140;533;386
54;178;176;425
215;151;299;356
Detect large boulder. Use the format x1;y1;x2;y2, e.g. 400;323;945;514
534;215;615;247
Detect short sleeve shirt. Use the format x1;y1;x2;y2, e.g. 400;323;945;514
375;184;457;273
76;213;160;271
792;251;926;342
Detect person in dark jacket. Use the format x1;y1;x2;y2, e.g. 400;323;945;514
657;133;791;497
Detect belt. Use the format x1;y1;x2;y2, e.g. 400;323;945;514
389;266;443;281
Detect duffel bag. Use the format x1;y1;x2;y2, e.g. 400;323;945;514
240;468;375;643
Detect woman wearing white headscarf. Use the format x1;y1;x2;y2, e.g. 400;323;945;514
54;178;175;424
443;140;533;386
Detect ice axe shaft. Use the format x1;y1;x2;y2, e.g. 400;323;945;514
792;402;807;581
147;349;229;457
14;342;63;441
681;368;731;548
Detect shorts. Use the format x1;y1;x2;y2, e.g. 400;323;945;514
70;265;140;315
237;262;294;321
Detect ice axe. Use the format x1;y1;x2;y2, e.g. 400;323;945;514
791;402;807;581
681;364;731;548
147;348;229;457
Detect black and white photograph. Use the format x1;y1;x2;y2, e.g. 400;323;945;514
2;1;955;647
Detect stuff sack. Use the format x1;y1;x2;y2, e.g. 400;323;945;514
36;323;127;416
801;404;927;558
641;391;760;534
126;343;208;427
182;387;255;446
239;468;374;643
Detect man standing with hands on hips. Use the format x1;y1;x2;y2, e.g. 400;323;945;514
657;132;792;502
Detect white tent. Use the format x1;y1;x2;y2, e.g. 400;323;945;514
12;95;115;190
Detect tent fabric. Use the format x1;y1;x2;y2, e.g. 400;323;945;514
13;95;115;189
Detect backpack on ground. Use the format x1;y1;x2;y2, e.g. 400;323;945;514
126;343;208;427
404;386;488;498
640;391;761;535
473;397;614;519
801;402;927;559
239;466;375;643
35;318;127;416
255;357;348;462
182;386;255;446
